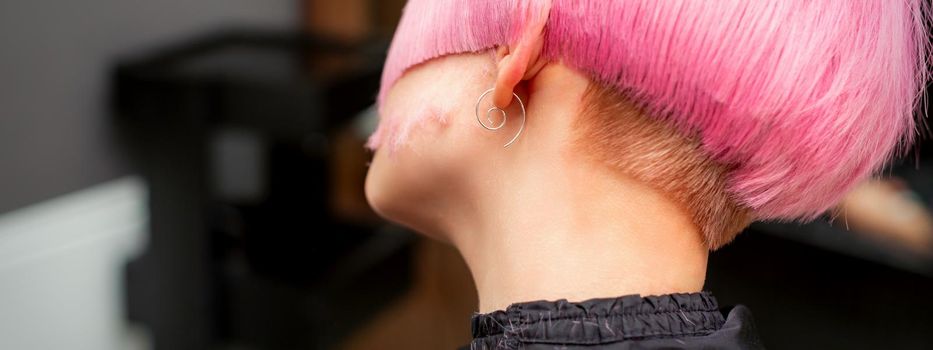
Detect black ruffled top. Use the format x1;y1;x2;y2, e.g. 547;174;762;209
467;292;764;349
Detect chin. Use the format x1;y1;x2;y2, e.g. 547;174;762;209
364;149;403;224
364;148;452;242
364;150;419;224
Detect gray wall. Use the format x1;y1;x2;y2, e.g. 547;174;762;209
0;0;298;214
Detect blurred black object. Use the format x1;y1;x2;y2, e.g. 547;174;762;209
709;135;933;348
113;30;412;350
709;224;933;349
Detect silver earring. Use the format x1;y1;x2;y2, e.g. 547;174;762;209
475;88;525;147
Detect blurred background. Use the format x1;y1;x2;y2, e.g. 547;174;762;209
0;1;931;349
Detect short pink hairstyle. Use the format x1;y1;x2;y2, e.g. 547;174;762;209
371;0;930;245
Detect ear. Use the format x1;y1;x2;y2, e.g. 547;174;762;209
492;27;547;108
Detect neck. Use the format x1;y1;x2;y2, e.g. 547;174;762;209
452;162;709;312
447;67;709;313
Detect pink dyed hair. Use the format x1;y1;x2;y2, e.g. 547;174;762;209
372;0;930;224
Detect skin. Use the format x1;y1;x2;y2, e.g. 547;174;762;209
366;32;708;312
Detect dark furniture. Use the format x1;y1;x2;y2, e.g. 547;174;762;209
114;30;412;350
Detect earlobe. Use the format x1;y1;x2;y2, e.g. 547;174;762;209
492;30;546;109
492;55;526;108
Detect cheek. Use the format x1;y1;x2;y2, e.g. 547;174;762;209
364;99;496;219
368;104;450;154
369;53;495;152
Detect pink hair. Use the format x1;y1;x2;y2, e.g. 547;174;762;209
371;0;930;223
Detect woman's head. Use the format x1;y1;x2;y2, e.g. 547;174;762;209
366;0;930;248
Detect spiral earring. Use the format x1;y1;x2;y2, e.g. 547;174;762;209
474;88;526;147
